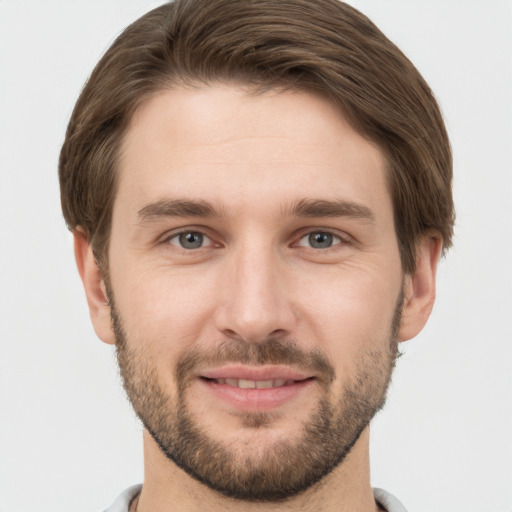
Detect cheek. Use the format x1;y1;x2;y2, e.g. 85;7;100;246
294;265;401;371
110;262;218;353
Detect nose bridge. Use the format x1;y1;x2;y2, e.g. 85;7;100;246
215;234;295;343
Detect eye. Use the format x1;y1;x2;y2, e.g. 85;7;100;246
168;231;213;250
297;231;342;249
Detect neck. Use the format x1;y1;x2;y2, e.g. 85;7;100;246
136;428;378;512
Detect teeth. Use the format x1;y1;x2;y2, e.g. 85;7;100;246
214;378;292;388
256;380;274;389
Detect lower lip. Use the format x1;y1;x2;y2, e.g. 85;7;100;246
199;378;314;411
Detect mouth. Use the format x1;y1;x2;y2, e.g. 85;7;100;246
197;366;316;411
203;378;298;389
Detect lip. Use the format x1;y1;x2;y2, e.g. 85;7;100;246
200;365;312;382
197;365;315;411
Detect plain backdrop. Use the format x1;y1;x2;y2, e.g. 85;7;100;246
0;1;511;511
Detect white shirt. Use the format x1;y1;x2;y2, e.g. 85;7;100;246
102;484;408;512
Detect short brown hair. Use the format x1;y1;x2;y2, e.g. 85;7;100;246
59;0;454;273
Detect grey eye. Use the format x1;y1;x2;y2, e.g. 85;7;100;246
170;231;209;249
298;231;341;249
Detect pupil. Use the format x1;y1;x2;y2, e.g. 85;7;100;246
309;232;332;248
180;232;203;249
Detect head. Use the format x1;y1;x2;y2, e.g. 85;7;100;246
61;0;453;503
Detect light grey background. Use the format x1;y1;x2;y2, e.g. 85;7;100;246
0;1;511;511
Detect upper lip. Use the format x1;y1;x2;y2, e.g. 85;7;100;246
199;365;313;382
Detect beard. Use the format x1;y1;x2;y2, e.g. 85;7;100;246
112;293;401;502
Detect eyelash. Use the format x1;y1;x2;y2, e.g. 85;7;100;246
296;231;343;250
166;231;216;250
163;229;348;251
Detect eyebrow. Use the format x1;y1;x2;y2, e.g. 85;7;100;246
136;198;375;223
286;198;375;221
137;199;222;223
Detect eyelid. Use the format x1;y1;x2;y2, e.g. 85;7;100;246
169;231;214;248
159;226;220;248
293;228;351;247
156;226;353;250
297;231;341;248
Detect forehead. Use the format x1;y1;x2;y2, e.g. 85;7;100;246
116;84;391;221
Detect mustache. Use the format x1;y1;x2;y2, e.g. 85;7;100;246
175;338;335;388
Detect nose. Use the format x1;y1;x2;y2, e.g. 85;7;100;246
213;242;297;344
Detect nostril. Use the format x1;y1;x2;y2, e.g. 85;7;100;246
220;326;290;345
223;328;240;340
269;328;287;338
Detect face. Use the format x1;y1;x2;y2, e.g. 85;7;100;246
107;85;404;500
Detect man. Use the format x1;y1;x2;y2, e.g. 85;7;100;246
59;0;454;510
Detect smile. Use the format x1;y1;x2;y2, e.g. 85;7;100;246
208;378;295;389
197;366;316;411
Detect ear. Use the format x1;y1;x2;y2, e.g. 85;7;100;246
398;233;443;342
73;230;115;345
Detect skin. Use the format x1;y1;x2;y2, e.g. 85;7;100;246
75;84;441;512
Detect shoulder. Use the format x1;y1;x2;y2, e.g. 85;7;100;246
102;484;142;512
373;488;408;512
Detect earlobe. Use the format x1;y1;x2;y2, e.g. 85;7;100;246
398;233;443;342
73;230;115;345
